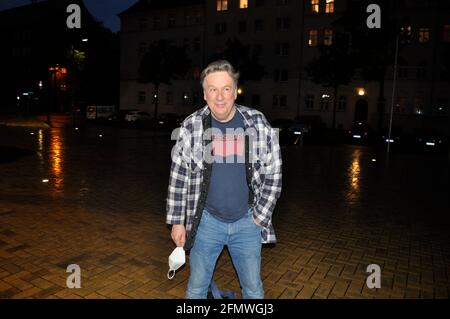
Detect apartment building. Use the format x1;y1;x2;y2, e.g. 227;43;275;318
119;0;450;132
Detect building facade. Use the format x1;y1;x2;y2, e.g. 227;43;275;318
119;0;450;133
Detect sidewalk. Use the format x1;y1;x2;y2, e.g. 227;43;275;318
0;125;449;299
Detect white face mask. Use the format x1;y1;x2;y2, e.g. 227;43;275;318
167;247;185;280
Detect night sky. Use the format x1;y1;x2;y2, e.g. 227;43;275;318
0;0;139;32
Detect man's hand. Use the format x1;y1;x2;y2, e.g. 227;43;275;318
171;224;186;247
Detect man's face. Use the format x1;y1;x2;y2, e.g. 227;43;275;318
203;71;237;122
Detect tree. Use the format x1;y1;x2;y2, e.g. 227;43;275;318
138;40;191;118
332;0;407;131
305;32;355;129
209;37;265;85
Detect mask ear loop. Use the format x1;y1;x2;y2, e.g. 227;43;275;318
167;269;176;280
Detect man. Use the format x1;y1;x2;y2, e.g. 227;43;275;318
166;60;282;299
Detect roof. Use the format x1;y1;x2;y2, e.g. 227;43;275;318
119;0;204;17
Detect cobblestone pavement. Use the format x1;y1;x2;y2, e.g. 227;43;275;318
0;120;449;299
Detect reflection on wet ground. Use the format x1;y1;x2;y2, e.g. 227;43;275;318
0;121;449;298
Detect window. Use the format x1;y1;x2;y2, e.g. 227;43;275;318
253;44;263;56
215;23;227;35
275;43;289;56
418;28;429;43
276;0;288;5
240;0;248;9
254;19;264;32
417;61;427;79
217;0;228;11
274;69;288;82
273;95;287;107
400;24;412;43
153;17;161;29
183;38;190;52
398;63;408;78
320;99;329;111
193;37;200;51
195;14;203;24
276;17;291;30
338;96;347;111
324;29;333;45
252;94;261;107
325;0;335;13
193;92;200;106
308;30;318;46
168;16;176;28
138;42;147;55
138;91;146;104
138;18;148;31
255;0;265;7
166;92;173;105
238;21;247;33
305;95;314;110
443;25;450;42
311;0;319;13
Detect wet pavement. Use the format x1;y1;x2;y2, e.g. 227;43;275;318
0;115;449;299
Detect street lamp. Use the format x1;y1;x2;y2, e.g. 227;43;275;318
48;64;61;124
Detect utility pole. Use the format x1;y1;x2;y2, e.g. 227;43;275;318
387;33;399;154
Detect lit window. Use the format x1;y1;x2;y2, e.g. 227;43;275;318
325;0;335;13
311;0;319;13
324;29;333;45
419;28;429;43
240;0;248;9
308;30;318;46
443;25;450;42
217;0;228;11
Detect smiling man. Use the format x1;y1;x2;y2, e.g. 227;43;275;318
166;60;282;299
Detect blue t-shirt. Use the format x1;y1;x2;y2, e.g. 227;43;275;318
205;110;249;222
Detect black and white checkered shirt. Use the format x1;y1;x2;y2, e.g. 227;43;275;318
166;104;282;245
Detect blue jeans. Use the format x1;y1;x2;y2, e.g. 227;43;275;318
186;208;264;299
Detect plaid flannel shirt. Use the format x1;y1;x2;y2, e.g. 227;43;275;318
166;104;282;247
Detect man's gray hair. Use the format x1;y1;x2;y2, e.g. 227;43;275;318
200;60;240;89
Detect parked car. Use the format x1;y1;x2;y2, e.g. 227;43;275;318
412;127;448;152
270;118;295;145
124;110;152;122
376;126;406;149
347;122;375;145
154;113;180;130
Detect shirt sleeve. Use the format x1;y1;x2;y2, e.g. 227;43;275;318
253;117;283;229
166;126;190;225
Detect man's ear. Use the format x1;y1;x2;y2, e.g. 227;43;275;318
203;91;207;101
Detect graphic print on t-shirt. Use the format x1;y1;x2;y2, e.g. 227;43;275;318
211;131;245;158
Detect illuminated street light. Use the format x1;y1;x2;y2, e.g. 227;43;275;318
357;88;365;96
82;38;89;42
237;87;243;95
